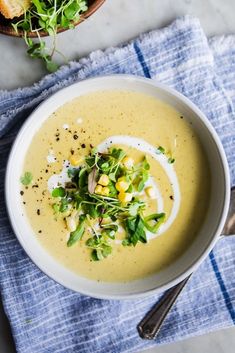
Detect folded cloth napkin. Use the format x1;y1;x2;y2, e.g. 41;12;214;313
0;15;235;353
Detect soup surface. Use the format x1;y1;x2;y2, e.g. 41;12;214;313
21;90;210;282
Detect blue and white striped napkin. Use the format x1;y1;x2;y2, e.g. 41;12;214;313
0;15;235;353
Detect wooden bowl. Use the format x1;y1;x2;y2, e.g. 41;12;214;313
0;0;105;37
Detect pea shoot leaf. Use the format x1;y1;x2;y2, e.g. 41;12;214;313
156;146;165;154
124;215;147;246
110;148;126;160
137;170;149;192
168;157;175;164
52;187;66;198
20;172;33;186
67;215;86;247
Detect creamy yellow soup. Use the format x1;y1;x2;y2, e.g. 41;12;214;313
22;91;210;282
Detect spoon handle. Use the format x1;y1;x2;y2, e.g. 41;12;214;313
137;187;235;340
137;275;190;339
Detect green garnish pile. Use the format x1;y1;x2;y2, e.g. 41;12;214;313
12;0;88;71
51;147;166;261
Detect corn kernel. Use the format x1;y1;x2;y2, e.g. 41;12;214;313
115;178;129;192
98;174;109;186
118;192;133;203
66;216;77;232
69;155;81;166
145;186;156;199
101;186;110;196
122;156;134;169
94;185;103;195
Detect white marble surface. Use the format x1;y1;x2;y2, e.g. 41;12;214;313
1;0;235;352
1;0;235;90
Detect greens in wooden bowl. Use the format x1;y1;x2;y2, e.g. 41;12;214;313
0;0;105;71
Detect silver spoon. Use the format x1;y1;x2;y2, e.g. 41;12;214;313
137;186;235;340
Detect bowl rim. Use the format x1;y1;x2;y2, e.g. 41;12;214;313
0;0;106;38
5;74;231;299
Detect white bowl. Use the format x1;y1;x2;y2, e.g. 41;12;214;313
5;75;230;299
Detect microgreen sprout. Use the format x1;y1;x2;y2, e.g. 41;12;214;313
11;0;88;71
